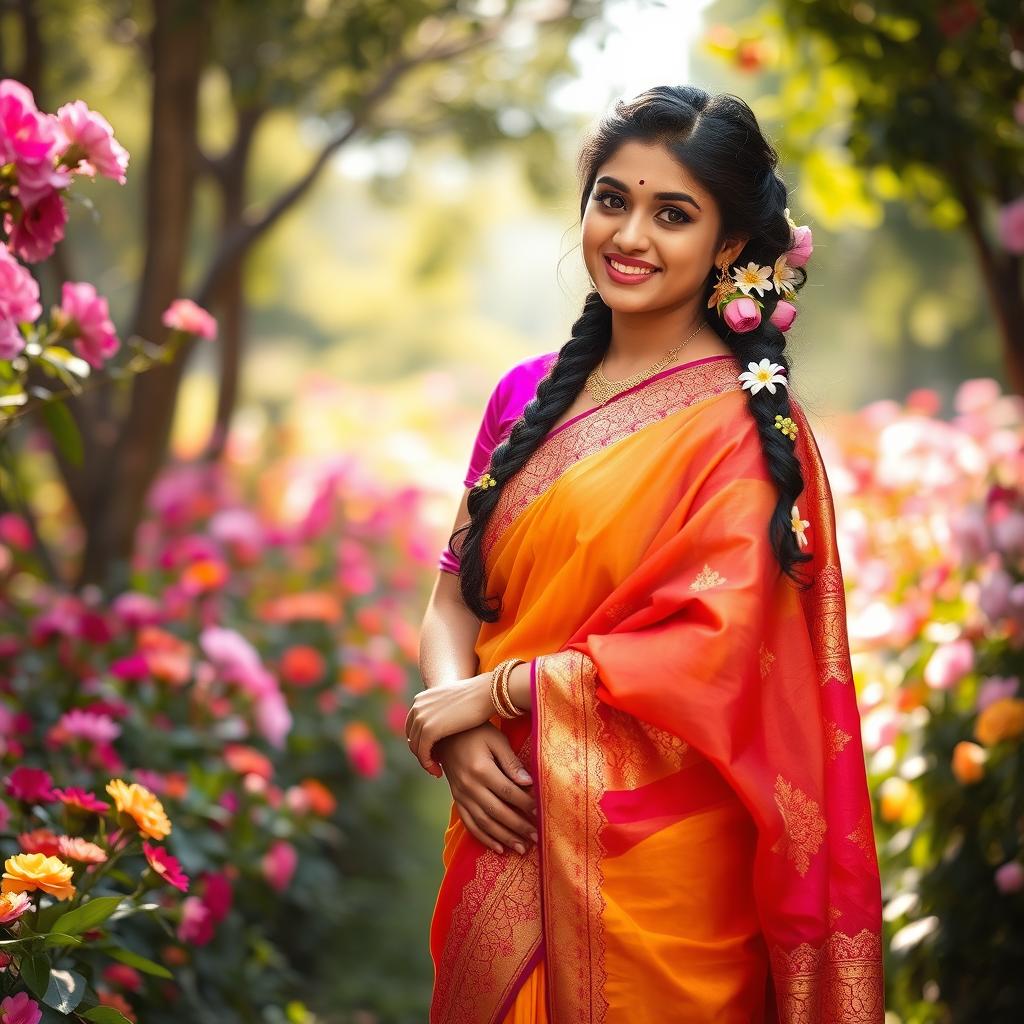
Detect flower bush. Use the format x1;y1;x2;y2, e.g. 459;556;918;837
826;379;1024;1021
0;439;436;1020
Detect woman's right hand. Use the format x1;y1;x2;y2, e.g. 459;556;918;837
433;722;538;855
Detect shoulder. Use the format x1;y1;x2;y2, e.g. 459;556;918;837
489;349;560;420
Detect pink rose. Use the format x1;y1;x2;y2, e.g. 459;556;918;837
0;319;25;360
3;190;68;263
0;246;42;324
0;992;42;1024
923;638;974;691
261;839;298;892
0;79;70;210
786;224;813;267
161;298;216;341
58;281;120;368
997;197;1024;255
995;860;1024;893
54;100;129;185
721;295;761;333
769;299;797;331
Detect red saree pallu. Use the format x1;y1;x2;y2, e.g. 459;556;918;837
429;354;885;1023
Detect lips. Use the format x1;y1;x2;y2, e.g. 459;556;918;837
602;253;661;285
603;253;659;270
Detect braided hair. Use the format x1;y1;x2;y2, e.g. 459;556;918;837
450;85;812;622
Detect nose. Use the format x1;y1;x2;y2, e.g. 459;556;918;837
612;210;651;254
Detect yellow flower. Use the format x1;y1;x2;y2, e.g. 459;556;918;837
476;472;497;490
790;504;810;548
774;414;798;441
1;852;76;901
105;778;172;840
974;698;1024;746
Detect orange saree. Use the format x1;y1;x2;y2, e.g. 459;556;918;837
429;354;884;1023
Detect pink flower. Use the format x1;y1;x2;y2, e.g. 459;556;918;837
995;860;1024;893
3;190;68;263
786;224;813;267
0;79;70;210
0;991;42;1024
4;765;56;803
142;841;189;893
343;721;384;778
261;839;297;892
923;638;974;691
177;895;214;945
58;281;120;368
769;299;797;331
721;295;761;333
52;786;110;814
0;247;41;347
201;871;233;923
161;298;216;341
0;513;33;551
978;567;1012;623
57;836;108;864
111;591;163;630
997;197;1024;255
0;890;32;923
0;319;24;360
52;708;121;745
102;963;143;993
54;100;129;184
977;675;1020;712
991;510;1024;557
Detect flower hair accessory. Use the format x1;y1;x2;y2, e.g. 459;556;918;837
476;472;497;489
790;503;810;548
738;358;788;395
774;414;798;441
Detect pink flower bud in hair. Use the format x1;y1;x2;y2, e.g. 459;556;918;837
722;295;761;333
770;300;797;331
786;224;813;267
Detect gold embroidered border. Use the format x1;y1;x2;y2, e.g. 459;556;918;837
431;734;542;1024
769;928;885;1023
483;357;743;562
535;648;608;1024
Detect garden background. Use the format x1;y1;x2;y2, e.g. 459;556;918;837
0;1;1022;1022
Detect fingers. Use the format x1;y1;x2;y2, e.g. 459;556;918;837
457;798;534;855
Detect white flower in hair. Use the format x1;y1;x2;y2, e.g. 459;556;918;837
731;261;774;297
738;358;788;395
790;504;810;548
772;253;799;299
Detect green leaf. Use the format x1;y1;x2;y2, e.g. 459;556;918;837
81;1008;133;1024
42;932;84;949
50;895;123;936
104;945;173;979
42;967;85;1014
21;952;50;1000
38;398;83;467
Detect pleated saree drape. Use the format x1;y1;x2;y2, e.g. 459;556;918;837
429;354;884;1023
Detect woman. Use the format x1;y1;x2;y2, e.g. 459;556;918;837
408;86;884;1023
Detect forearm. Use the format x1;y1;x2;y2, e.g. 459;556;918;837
418;596;481;688
506;660;532;714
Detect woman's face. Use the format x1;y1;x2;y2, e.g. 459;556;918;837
581;139;745;314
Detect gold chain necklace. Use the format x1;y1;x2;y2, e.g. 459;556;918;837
584;320;706;406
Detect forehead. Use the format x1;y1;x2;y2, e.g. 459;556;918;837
596;140;706;200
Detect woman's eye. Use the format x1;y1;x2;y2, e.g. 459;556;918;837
592;192;690;224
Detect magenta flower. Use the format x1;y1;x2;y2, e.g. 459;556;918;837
0;247;42;358
0;79;70;210
111;591;163;629
786;224;813;267
102;963;144;994
3;189;68;263
142;840;190;893
201;871;233;923
722;295;761;333
52;708;121;745
52;786;110;814
58;281;120;368
923;638;974;690
161;298;217;341
997;196;1024;256
177;895;215;945
54;100;129;184
0;991;42;1024
261;838;298;892
769;299;797;332
4;764;57;802
995;860;1024;893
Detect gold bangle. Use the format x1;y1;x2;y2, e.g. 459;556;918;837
500;658;525;716
490;658;522;718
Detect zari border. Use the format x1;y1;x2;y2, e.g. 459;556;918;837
430;734;543;1024
483;356;743;561
769;928;885;1023
533;648;608;1024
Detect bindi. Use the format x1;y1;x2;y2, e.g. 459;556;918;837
638;179;644;185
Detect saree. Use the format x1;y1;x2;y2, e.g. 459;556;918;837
430;353;885;1023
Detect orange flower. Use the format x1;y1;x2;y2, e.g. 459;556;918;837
299;778;337;817
18;827;61;857
974;698;1024;746
180;558;228;595
952;741;987;784
257;591;341;625
223;744;274;780
58;836;108;864
280;645;326;686
2;852;76;901
138;626;193;685
105;778;172;840
878;777;911;822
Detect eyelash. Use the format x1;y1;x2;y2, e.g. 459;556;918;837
591;190;692;224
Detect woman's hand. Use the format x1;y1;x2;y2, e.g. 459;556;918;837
434;723;538;855
405;672;494;773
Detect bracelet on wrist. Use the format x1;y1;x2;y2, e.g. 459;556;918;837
490;658;525;719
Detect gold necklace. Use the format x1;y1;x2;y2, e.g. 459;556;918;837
584;320;706;406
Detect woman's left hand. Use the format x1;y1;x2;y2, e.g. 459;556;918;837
405;673;494;773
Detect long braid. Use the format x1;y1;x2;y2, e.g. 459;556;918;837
449;291;612;621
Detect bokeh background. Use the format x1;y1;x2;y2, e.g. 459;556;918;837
1;1;1022;1022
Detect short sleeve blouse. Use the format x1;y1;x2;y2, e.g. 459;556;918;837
439;350;559;575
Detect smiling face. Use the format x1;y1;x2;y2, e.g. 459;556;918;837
581;139;746;314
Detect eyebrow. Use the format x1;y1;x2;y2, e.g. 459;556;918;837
595;175;702;211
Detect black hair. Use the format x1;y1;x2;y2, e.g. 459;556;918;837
449;85;812;622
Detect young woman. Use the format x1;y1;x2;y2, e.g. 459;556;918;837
408;85;884;1023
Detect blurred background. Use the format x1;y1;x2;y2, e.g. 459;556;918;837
0;1;1022;1022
